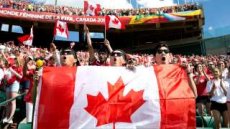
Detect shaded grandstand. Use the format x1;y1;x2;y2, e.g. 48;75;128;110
0;2;205;55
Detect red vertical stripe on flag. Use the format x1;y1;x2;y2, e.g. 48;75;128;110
37;67;76;129
84;0;88;14
153;65;196;129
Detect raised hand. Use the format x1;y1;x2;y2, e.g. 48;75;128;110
84;24;89;33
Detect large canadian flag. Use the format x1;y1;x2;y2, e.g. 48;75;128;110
33;65;195;129
84;0;101;16
105;15;125;30
54;20;69;39
18;26;33;46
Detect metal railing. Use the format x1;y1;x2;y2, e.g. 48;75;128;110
0;92;26;107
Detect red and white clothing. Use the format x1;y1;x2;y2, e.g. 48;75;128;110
193;75;208;96
4;66;22;85
4;66;22;93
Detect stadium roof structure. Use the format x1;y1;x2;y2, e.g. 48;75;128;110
0;6;204;54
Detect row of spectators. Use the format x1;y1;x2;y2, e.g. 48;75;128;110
0;42;229;68
0;26;229;128
0;0;200;16
0;38;230;127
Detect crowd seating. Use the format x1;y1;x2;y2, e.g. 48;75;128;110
0;0;201;16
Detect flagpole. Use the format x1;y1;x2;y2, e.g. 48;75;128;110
52;36;55;43
104;16;107;40
83;0;87;42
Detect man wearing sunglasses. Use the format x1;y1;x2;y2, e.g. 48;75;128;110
154;42;197;97
154;43;171;65
50;43;78;67
110;49;127;66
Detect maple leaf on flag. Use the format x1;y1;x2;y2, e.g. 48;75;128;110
105;15;125;30
85;77;145;129
57;24;65;33
54;20;69;39
112;18;119;25
84;0;101;16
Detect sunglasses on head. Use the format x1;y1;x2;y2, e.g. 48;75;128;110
157;49;170;54
111;52;123;57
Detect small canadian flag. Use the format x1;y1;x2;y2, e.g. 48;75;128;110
84;0;101;16
18;26;33;46
105;15;125;30
54;20;69;39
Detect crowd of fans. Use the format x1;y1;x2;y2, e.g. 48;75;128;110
0;0;200;16
0;27;229;129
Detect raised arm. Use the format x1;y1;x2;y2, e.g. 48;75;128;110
208;81;216;97
104;39;113;54
187;64;198;98
202;66;211;81
220;79;228;96
50;43;61;66
84;25;96;63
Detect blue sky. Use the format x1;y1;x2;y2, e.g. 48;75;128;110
197;0;230;38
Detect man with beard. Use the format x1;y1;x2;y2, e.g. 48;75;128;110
84;25;112;66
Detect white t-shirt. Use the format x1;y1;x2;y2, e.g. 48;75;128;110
225;78;230;102
0;68;4;82
222;68;228;79
206;79;229;103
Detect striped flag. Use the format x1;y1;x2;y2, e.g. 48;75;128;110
33;65;195;129
18;26;33;46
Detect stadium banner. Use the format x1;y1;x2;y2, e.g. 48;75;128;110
0;8;202;25
33;65;195;129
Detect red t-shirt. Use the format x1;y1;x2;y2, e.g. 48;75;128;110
193;75;208;96
24;69;35;103
5;66;22;85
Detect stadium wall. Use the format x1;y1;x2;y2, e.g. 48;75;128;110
204;34;230;55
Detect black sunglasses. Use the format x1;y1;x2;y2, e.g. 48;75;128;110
61;50;73;55
111;52;123;57
157;49;170;54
